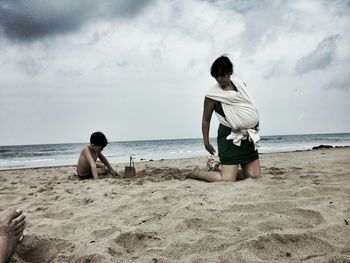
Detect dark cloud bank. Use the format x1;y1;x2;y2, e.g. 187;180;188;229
0;0;153;42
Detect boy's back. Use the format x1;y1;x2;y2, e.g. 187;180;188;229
77;145;98;178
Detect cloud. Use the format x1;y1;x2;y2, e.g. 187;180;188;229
202;0;271;13
56;68;82;78
323;0;350;16
16;56;46;76
323;73;350;90
223;1;290;58
262;59;285;79
0;0;154;42
295;34;339;75
102;0;154;17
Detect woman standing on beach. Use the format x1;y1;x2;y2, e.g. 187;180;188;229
189;56;261;182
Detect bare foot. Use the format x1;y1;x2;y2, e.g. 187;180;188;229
185;168;201;179
0;209;26;263
236;169;247;180
135;167;145;176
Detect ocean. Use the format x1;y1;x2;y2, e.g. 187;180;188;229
0;133;349;170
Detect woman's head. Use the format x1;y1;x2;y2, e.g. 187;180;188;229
210;56;233;78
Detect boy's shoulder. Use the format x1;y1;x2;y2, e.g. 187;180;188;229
81;145;91;154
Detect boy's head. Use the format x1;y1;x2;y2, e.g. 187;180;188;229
90;132;108;149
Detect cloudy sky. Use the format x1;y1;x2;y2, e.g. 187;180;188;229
0;0;349;145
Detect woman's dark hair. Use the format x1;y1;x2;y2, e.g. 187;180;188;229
210;56;233;78
90;132;108;147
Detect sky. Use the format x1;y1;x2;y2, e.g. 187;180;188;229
0;0;349;145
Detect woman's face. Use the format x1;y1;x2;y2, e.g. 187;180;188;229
215;73;231;88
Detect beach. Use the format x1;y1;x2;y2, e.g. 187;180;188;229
1;147;350;263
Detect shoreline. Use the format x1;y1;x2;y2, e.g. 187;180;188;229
1;145;349;172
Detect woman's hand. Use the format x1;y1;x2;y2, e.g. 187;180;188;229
202;98;216;155
205;143;216;155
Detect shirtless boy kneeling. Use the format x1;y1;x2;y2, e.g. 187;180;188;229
77;132;118;179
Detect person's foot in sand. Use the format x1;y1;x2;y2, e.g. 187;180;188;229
0;209;26;263
135;167;146;176
123;166;146;178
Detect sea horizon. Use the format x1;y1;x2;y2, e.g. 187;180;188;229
1;131;349;147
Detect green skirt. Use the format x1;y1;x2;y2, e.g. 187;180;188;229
217;124;259;165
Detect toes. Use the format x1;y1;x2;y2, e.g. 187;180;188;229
5;209;23;224
14;219;26;232
15;224;25;236
10;213;26;228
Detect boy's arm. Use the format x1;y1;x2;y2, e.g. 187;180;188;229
82;147;99;179
98;152;118;176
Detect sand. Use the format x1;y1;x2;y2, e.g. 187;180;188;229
0;147;350;263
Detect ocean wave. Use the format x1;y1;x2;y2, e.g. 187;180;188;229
261;137;283;141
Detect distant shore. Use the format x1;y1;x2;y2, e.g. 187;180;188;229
1;146;350;262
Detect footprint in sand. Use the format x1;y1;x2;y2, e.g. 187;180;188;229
113;231;161;253
280;208;325;226
257;209;325;231
92;227;120;239
43;208;74;220
243;233;334;261
16;235;70;263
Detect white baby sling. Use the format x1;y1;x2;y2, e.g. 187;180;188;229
206;79;260;149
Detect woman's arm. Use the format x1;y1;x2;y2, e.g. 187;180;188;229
202;97;216;155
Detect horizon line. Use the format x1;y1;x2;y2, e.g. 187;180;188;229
1;131;350;147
